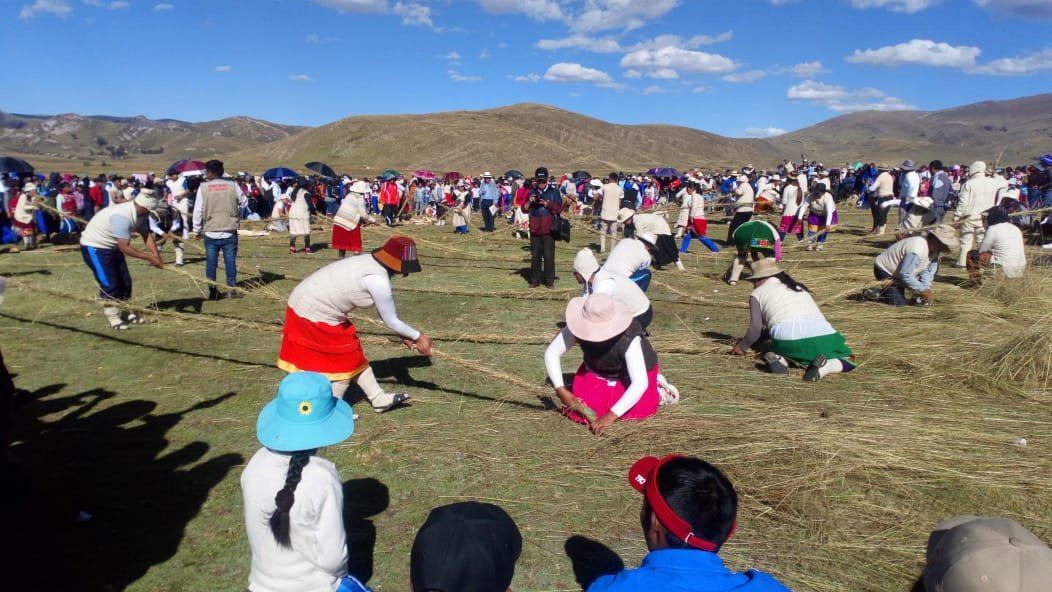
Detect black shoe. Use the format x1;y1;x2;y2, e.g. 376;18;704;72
804;356;827;382
208;288;221;301
372;393;411;413
528;282;541;288
763;352;790;375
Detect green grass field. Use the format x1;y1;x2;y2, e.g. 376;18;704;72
2;206;1049;592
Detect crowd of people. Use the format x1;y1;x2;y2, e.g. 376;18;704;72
3;151;1052;592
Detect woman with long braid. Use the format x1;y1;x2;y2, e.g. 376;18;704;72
241;372;369;592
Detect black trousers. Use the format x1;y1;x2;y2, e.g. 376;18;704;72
529;234;555;285
727;212;753;243
871;202;890;227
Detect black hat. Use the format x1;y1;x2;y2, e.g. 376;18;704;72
410;501;522;592
534;167;549;180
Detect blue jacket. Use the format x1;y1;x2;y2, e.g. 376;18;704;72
588;549;790;592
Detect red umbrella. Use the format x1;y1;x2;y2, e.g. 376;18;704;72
167;159;206;175
413;169;437;181
442;171;462;182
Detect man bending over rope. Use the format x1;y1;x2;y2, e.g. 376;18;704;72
277;236;432;413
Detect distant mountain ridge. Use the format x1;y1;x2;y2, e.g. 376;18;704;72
0;111;305;162
3;93;1049;173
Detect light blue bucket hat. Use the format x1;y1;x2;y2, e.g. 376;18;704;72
257;372;355;452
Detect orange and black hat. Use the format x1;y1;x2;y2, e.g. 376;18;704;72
372;236;421;276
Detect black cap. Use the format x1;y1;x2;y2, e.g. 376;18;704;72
534;167;549;180
410;501;522;592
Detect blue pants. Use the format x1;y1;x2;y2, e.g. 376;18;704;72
480;199;495;231
455;225;469;234
204;235;238;287
81;246;132;301
680;234;719;253
630;269;652;292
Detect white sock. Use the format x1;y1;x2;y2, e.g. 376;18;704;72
103;306;123;327
174;246;184;265
818;358;844;377
355;367;392;407
331;379;350;399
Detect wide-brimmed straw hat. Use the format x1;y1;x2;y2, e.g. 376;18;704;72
565;294;632;342
133;188;161;215
617;208;635;224
573;248;600;277
256;372;355;452
349;180;370;194
372;236;422;275
928;225;957;251
924;516;1052;592
748;258;782;280
900;160;917;171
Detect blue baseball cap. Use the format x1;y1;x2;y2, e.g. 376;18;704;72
257;372;354;452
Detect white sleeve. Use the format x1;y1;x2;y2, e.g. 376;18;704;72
544;328;576;389
610;337;648;417
592;277;617;297
192;187;204;231
360;274;421;341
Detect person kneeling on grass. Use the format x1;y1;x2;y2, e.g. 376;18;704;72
865;224;956;307
588;454;790;592
545;294;678;435
732;259;855;382
277;236;432;414
966;206;1027;280
242;372;372;592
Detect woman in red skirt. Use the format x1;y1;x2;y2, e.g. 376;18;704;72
331;180;371;258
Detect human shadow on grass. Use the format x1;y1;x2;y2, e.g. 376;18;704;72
342;477;390;584
0;312;274;368
1;268;52;277
151;296;206;314
2;386;242;591
348;355;546;412
564;535;625;590
237;270;291;290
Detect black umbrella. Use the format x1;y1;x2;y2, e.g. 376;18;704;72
0;156;34;174
305;161;337;178
503;169;524;179
572;170;591;182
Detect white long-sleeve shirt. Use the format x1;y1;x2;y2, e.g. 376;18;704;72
241;447;347;592
544;327;648;417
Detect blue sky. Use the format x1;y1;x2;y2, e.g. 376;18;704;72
4;0;1051;137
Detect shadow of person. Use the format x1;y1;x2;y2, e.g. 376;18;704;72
701;330;737;342
564;535;625;590
2;387;243;591
342;477;390;584
151;296;206;314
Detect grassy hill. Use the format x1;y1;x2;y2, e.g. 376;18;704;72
771;93;1052;166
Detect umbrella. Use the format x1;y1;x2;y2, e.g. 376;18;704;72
305;162;337;178
571;170;591;183
442;171;462;182
503;169;524;179
0;156;34;174
263;167;299;180
413;168;437;181
380;169;400;181
648;167;679;178
167;159;206;175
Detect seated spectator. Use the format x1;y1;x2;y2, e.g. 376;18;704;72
588;455;790;592
732;259;855;381
410;501;522;592
241;372;369;592
865;225;956;306
923;516;1052;592
967;206;1027;279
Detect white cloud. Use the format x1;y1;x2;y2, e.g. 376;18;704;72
691;85;707;93
769;0;800;4
787;80;919;112
624;69;642;78
214;65;231;72
642;85;665;95
573;0;680;33
543;62;618;87
448;69;481;82
744;126;787;138
108;1;128;8
306;33;338;44
789;61;827;77
647;68;679;79
289;74;313;81
20;0;72;19
688;30;733;46
967;47;1052;75
536;35;623;53
439;51;461;61
475;0;564;21
511;73;541;83
722;69;766;83
314;0;388;12
82;0;102;5
620;46;737;77
393;1;432;27
479;48;490;59
848;0;940;13
847;39;980;68
153;2;173;9
973;0;1052;19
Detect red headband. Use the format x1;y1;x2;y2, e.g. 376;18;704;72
628;455;736;552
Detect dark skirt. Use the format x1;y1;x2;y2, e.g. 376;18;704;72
650;234;680;268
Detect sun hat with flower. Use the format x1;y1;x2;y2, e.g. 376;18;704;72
256;372;355;452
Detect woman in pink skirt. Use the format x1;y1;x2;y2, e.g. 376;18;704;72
544;294;675;435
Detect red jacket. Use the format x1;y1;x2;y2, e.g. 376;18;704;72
381;182;400;206
89;185;105;208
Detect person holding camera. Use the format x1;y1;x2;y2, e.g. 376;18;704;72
523;167;563;288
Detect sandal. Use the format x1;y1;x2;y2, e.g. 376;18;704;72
126;313;145;325
804;355;827;382
110;321;129;331
763;352;790;375
372;393;411;413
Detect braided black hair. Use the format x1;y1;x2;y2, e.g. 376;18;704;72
268;452;312;548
